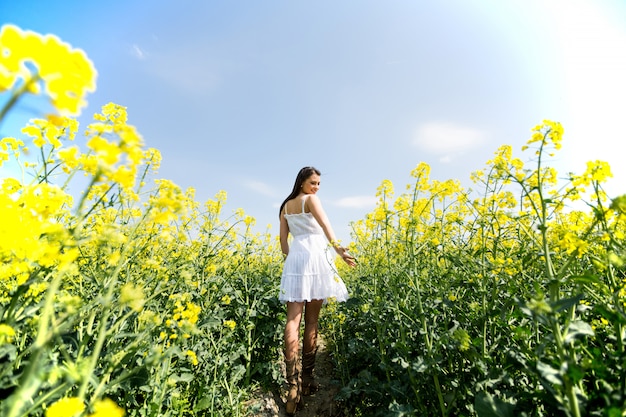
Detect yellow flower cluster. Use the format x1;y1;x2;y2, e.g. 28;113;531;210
164;293;201;339
148;179;187;225
452;328;471;352
572;160;613;190
486;144;525;182
523;119;564;155
120;283;146;313
22;115;79;149
0;24;96;116
0;180;77;301
0;24;284;417
0;137;25;167
0;323;16;344
84;103;148;192
45;397;124;417
186;349;199;366
45;397;84;417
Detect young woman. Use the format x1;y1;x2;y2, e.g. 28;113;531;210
278;166;355;415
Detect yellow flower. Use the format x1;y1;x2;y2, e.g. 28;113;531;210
0;24;96;115
88;398;125;417
376;179;394;199
527;297;552;315
58;145;80;173
0;137;25;163
224;319;236;330
148;179;187;225
586;160;613;183
144;148;162;172
1;177;21;194
0;324;16;344
452;328;471;352
221;294;231;305
107;251;121;266
87;135;123;165
120;283;145;313
111;166;135;189
26;282;48;301
45;397;85;417
186;349;199;366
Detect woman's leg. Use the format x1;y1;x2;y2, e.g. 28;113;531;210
284;301;304;360
303;299;323;353
302;299;323;395
284;301;304;414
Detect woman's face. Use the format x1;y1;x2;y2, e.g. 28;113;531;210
301;173;320;195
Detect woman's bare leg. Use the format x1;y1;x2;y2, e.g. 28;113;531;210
303;299;323;354
284;301;304;414
302;299;323;395
284;301;304;361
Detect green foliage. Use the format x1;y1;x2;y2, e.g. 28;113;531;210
0;104;286;417
323;125;626;416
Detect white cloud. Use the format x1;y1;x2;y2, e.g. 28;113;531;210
130;44;147;60
413;122;487;154
333;195;377;209
242;180;277;197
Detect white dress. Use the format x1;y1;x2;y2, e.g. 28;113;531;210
279;196;349;303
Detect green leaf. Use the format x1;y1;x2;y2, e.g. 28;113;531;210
564;320;594;345
552;295;583;313
0;344;17;362
170;372;194;383
572;273;601;286
194;396;213;411
474;392;515;417
537;361;562;386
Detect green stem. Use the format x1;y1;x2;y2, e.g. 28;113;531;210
0;75;40;125
432;373;447;417
5;271;62;417
411;270;445;416
533;131;581;417
76;261;121;400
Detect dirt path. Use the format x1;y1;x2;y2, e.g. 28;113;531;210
246;335;342;416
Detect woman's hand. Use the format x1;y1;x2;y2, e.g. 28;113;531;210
339;249;356;267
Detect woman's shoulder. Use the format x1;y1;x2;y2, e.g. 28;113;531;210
284;196;305;215
303;194;323;212
305;193;321;205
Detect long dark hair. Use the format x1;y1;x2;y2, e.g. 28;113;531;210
278;166;321;218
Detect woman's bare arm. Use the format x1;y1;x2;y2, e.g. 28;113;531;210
279;211;290;257
307;195;338;247
307;195;355;266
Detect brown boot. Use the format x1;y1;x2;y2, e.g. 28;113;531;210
302;348;319;395
284;357;301;415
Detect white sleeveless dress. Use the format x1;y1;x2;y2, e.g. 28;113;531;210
279;196;349;303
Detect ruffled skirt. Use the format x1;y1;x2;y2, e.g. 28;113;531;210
279;234;349;303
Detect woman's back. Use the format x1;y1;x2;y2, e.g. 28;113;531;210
283;195;309;215
283;195;323;237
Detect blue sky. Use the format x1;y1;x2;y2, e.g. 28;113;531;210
2;0;626;240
